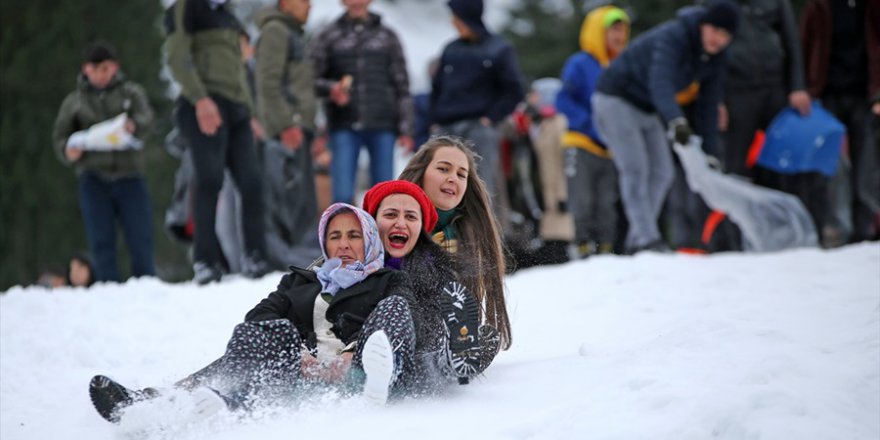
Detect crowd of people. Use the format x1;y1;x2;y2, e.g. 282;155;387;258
42;0;878;420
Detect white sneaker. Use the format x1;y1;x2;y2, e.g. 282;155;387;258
361;330;394;405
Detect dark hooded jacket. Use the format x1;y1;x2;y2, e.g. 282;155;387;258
724;0;805;91
596;6;728;153
430;7;524;125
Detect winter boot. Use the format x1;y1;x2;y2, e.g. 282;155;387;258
89;375;160;423
241;252;272;279
193;261;224;285
361;330;395;405
439;281;481;379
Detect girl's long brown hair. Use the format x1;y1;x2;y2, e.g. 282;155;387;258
399;135;512;350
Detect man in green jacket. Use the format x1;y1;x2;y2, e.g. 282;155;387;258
255;0;316;150
52;41;156;283
165;0;271;284
253;0;322;269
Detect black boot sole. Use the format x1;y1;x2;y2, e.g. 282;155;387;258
439;281;481;377
89;375;133;423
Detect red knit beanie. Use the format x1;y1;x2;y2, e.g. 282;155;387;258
362;180;439;233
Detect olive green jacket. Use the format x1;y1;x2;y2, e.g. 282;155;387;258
254;7;317;137
52;73;154;178
165;0;253;112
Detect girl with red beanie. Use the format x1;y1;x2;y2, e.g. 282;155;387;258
363;180;483;387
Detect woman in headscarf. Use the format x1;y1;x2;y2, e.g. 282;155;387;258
89;203;417;423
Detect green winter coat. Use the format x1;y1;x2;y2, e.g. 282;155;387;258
165;0;253;112
52;73;154;179
254;7;317;137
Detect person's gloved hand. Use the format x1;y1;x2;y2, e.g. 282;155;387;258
669;117;692;145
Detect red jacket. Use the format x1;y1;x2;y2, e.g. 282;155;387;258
800;0;880;103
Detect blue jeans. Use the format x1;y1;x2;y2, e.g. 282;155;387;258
78;171;155;282
329;129;396;204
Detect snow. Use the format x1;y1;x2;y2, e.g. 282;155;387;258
2;244;878;439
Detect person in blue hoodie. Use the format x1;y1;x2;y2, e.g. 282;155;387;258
556;5;630;257
592;0;740;254
430;0;525;211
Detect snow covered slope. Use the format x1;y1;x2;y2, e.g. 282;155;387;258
1;244;878;439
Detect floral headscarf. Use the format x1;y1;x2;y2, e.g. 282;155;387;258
314;203;385;295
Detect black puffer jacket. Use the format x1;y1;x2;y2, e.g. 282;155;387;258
245;266;413;347
308;12;412;135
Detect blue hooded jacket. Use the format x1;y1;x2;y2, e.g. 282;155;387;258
556;5;630;158
595;6;729;153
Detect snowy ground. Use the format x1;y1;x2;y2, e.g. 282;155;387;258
2;243;878;439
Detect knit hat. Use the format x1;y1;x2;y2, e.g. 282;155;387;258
363;180;439;233
82;41;118;64
447;0;489;37
701;0;740;35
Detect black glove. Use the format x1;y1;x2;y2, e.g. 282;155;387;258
669;118;692;145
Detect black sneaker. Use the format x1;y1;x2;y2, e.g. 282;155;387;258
439;281;481;378
193;261;224;285
626;240;673;255
89;375;159;423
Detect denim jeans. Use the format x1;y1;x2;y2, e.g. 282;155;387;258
78;171;155;282
328;129;396;204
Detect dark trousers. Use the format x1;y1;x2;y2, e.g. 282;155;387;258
175;95;266;266
78;171;155;282
721;85;787;177
564;147;619;245
822;94;879;242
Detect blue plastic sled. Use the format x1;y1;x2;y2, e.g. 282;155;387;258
757;101;846;176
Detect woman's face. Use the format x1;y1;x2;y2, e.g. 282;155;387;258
376;194;422;258
324;212;365;265
422;146;469;211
